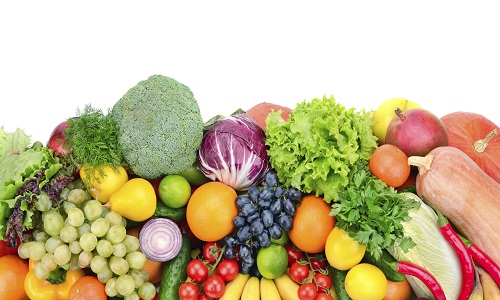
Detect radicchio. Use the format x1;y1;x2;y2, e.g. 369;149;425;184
198;114;270;191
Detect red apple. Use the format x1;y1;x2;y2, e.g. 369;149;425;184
386;108;448;157
46;118;75;156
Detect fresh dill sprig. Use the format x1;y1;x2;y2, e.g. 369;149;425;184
65;104;126;183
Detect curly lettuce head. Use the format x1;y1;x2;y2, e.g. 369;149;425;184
265;95;377;202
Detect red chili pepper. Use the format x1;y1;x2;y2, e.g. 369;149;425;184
460;235;500;287
397;261;447;300
436;211;474;300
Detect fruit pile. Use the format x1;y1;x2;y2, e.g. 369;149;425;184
1;76;499;300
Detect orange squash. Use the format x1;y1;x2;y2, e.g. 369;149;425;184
440;111;499;183
408;146;500;269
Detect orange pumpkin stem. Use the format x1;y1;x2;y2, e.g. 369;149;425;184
473;129;498;154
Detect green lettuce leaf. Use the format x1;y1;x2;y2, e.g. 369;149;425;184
265;95;378;202
0;126;31;161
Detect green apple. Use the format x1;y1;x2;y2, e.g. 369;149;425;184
372;98;421;144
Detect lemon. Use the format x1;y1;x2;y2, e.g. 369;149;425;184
372;98;421;144
79;165;129;204
256;243;288;279
158;174;192;208
325;227;366;270
345;263;388;300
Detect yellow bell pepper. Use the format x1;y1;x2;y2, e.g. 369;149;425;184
24;259;85;300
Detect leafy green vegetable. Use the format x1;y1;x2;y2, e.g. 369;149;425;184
0;137;62;241
330;165;420;260
388;193;462;299
65;105;126;184
0;126;31;161
265;95;378;202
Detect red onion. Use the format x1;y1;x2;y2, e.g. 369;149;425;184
139;217;183;262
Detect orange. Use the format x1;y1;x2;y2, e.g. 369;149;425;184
383;278;413;300
369;144;411;188
186;181;238;242
288;195;336;253
127;226;165;284
0;254;29;300
68;275;106;300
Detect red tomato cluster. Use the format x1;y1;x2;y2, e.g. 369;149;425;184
179;241;240;300
285;243;335;300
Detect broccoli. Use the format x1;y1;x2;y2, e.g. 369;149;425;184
111;75;204;179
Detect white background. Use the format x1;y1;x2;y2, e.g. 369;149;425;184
2;1;499;144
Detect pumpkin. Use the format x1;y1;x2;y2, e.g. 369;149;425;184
408;146;500;270
440;111;500;183
245;102;292;130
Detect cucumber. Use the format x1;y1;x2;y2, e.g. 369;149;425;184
153;202;187;222
158;233;191;300
362;248;405;282
328;266;351;300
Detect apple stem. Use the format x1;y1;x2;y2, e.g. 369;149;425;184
407;154;435;174
473;129;498;153
395;108;407;122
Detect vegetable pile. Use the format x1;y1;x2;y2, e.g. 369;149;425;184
1;74;499;300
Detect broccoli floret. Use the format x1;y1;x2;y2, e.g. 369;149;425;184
111;75;204;179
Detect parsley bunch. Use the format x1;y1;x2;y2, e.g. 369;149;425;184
330;163;420;260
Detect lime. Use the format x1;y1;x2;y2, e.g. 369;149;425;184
256;243;288;279
345;263;388;300
270;230;290;246
179;163;211;186
158;175;192;208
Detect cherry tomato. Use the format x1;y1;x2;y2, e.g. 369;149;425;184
197;294;211;300
314;273;332;293
289;262;310;284
285;243;303;266
203;274;225;298
315;292;334;300
309;256;327;272
202;241;222;264
178;282;199;300
186;259;209;283
298;282;317;300
216;259;239;282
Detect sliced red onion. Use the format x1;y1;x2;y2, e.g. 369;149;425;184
139;217;183;262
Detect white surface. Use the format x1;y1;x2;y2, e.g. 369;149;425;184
1;1;499;144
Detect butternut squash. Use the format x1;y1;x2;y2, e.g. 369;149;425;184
408;146;500;270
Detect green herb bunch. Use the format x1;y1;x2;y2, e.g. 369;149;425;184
330;162;420;260
65;104;126;183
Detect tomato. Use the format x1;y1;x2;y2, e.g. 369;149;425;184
178;282;199;300
0;239;19;257
197;294;211;300
202;241;222;264
216;259;239;282
285;243;303;267
203;274;225;298
313;273;332;293
298;282;317;300
309;256;327;272
315;292;334;300
289;262;310;284
186;259;209;283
